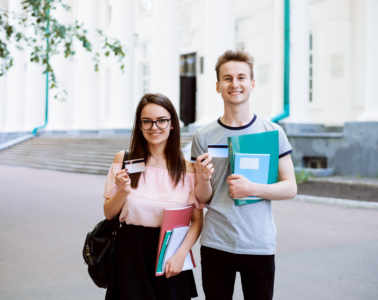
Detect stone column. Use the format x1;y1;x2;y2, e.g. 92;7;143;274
285;0;310;123
270;0;284;118
46;0;75;130
0;74;6;131
358;0;378;121
72;0;98;130
111;0;136;129
149;0;180;108
195;0;234;125
5;0;28;131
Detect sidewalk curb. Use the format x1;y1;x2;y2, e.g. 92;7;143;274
296;194;378;209
0;134;34;151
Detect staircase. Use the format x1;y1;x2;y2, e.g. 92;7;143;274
0;134;194;175
2;133;377;204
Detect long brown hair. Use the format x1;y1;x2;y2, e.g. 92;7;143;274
128;93;186;188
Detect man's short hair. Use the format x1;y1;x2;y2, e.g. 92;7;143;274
215;50;254;81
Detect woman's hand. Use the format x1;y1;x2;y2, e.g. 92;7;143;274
164;251;187;278
115;169;132;194
194;153;214;182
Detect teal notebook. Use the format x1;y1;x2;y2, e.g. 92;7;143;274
228;130;279;206
155;230;172;274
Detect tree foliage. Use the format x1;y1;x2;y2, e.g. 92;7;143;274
0;0;126;99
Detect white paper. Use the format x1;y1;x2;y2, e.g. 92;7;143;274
163;226;194;272
240;157;259;170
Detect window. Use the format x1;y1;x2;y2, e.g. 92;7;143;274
139;42;150;95
105;0;112;27
309;32;313;103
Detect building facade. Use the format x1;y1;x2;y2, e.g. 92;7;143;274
1;0;377;132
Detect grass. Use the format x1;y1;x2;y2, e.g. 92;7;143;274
295;169;312;184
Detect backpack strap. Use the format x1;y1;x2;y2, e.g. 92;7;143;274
121;151;128;170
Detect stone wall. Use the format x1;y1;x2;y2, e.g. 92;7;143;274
283;122;378;178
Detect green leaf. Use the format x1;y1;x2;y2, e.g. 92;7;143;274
5;25;14;39
15;32;23;42
2;0;127;95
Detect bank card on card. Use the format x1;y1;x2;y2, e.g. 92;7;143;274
125;158;145;173
207;144;228;158
190;145;229;162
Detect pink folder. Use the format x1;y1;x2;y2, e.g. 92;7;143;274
155;205;196;276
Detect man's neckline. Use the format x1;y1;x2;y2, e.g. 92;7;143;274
217;114;257;130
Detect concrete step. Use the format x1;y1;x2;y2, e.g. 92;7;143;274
298;176;378;203
0;134;194;175
0;135;130;175
0;160;110;175
3;135;377;203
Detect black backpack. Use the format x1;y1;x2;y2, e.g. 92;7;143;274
82;151;128;288
83;217;120;288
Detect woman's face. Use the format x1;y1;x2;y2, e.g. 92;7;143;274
140;103;172;147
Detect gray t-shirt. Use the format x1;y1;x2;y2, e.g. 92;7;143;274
191;115;292;255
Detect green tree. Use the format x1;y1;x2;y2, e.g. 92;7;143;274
0;0;126;99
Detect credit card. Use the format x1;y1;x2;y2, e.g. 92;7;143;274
190;145;229;162
124;158;146;173
207;144;228;158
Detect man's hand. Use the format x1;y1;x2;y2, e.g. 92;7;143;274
194;153;214;182
227;174;256;199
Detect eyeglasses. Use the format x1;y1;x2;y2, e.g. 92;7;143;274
140;118;171;130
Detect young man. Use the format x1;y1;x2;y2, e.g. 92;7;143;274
192;50;297;300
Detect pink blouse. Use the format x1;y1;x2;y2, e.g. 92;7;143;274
104;163;199;227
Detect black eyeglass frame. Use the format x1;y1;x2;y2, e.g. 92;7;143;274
140;118;171;130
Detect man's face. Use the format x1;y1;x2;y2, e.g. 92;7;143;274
216;61;255;106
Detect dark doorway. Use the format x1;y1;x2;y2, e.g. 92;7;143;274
180;53;196;126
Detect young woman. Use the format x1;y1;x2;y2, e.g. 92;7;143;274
103;93;202;300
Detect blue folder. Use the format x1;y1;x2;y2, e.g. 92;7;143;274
228;130;279;206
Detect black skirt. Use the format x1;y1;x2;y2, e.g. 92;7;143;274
105;223;198;300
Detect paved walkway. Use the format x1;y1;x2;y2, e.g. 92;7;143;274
0;165;377;300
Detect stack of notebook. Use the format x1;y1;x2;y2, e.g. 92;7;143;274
227;130;279;206
155;206;196;276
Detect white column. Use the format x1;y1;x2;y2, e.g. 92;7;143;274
25;0;66;131
0;1;8;131
271;0;284;117
5;0;28;131
47;0;75;130
105;0;136;129
195;0;234;125
358;0;378;121
72;0;98;130
0;72;7;131
24;62;45;130
149;0;180;108
285;0;310;123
